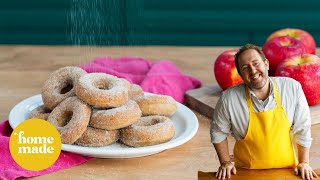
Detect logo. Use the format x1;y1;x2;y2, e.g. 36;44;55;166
9;118;61;171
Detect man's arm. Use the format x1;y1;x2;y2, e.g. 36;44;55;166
213;138;236;179
213;138;231;164
290;82;317;179
295;144;318;179
211;94;236;179
292;82;312;148
297;144;310;164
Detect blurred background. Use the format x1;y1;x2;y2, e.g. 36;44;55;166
1;0;320;46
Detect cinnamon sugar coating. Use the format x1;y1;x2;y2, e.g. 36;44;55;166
29;105;51;120
90;100;142;130
133;94;177;117
129;84;144;99
75;127;119;147
75;73;130;108
41;66;87;110
120;115;175;147
48;96;91;144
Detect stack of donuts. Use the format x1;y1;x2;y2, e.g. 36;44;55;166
29;66;177;147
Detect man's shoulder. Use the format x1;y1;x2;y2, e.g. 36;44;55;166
271;76;301;87
221;83;245;101
271;76;302;94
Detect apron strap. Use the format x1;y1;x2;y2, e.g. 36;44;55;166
245;80;281;112
245;86;254;113
272;81;282;108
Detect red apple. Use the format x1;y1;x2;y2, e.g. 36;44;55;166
214;49;243;90
262;36;306;76
267;28;316;54
275;54;320;106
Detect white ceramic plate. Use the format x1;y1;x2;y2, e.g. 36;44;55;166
9;94;199;158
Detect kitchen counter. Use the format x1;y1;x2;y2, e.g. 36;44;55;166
0;46;319;179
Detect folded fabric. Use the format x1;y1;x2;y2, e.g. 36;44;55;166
0;120;93;180
80;56;202;102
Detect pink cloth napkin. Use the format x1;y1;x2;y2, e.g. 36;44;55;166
80;56;202;102
0;120;93;180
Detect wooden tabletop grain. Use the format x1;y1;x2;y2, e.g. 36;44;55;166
1;46;319;180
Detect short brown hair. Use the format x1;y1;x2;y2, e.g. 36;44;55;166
234;44;267;74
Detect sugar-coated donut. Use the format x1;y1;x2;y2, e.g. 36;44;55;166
75;127;119;147
119;78;131;90
133;94;177;116
120;115;175;147
42;66;87;110
29;105;51;120
129;84;144;99
48;96;91;144
90;100;142;130
75;73;130;108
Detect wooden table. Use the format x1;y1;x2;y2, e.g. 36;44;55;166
0;46;319;180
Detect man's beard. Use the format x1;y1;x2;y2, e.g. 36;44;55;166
248;70;269;90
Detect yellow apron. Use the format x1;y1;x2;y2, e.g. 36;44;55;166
234;82;298;169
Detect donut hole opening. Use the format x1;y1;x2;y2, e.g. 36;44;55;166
94;81;110;90
60;83;73;94
43;108;51;114
57;111;73;127
144;119;161;126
